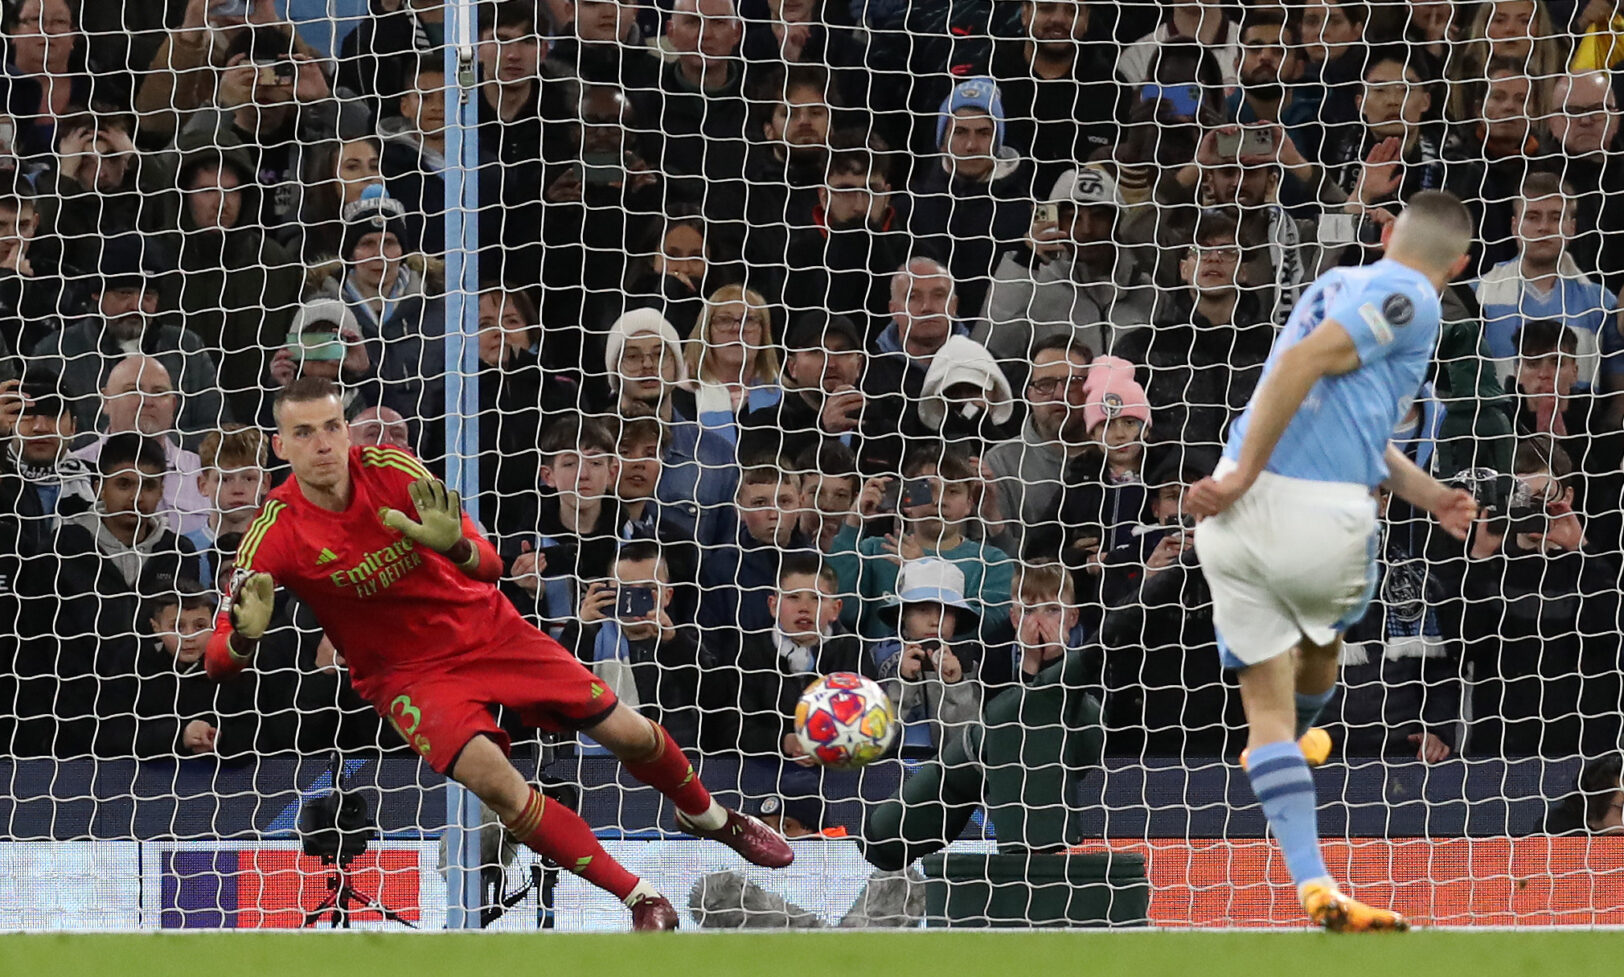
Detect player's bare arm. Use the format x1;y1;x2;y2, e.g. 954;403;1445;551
1380;444;1478;540
1187;319;1362;518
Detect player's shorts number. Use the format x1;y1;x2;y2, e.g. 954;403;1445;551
388;694;432;758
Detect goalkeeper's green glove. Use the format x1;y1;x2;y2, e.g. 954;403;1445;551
380;477;467;554
228;571;275;654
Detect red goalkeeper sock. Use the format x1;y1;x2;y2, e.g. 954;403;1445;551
622;722;716;820
504;789;640;902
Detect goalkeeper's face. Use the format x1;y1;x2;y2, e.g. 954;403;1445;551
273;395;351;490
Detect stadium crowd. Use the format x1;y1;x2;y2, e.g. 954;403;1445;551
2;0;1624;796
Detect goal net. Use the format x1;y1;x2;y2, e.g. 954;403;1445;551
3;0;1624;931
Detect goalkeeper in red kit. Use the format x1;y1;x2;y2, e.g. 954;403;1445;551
205;377;793;931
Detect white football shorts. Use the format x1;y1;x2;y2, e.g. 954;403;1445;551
1194;460;1379;669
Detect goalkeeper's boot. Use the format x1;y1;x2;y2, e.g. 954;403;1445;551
629;893;679;931
1300;881;1410;933
677;807;795;869
1240;727;1334;770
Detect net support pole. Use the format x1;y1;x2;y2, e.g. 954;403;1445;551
442;0;484;931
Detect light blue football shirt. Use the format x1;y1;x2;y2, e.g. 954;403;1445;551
1223;259;1440;490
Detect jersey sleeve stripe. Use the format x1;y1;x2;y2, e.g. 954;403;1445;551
360;445;434;482
236;499;288;570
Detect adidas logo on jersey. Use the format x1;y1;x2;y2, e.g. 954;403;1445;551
315;548;340;565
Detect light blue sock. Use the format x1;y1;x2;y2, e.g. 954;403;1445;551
1246;740;1329;888
1295;688;1335;739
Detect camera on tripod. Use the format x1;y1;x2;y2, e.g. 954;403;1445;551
298;754;413;928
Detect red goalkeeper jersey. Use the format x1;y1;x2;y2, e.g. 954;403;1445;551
204;444;506;700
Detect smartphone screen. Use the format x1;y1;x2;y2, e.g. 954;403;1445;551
616;585;656;620
902;477;935;509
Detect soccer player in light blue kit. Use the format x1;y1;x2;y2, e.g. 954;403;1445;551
1188;191;1480;932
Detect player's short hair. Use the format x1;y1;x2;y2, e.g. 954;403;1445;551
1393;190;1473;268
98;432;168;478
901;444;976;482
1016;561;1076;606
273;376;342;426
539;414;616;463
199;426;268;471
778;550;837;590
1516;319;1577;360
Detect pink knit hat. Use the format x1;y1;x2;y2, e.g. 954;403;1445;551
1082;355;1152;433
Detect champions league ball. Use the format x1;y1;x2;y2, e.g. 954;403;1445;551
793;672;897;768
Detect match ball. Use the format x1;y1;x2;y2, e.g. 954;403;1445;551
793;672;897;768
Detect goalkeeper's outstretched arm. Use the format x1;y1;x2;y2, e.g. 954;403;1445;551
205;571;275;681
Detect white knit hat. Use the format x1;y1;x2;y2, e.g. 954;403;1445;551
603;308;689;391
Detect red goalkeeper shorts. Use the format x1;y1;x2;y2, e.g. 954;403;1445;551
371;621;619;774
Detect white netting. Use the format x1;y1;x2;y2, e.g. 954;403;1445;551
3;0;1624;931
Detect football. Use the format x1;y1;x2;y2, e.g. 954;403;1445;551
793;672;897;768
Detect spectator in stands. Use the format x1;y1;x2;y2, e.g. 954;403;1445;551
314;186;446;448
907;76;1034;318
1463;437;1623;759
1116;0;1241;90
179;25;335;230
132;587;223;759
657;0;749;183
1541;71;1624;293
184;427;270;583
577;538;704;747
43;111;155;272
0;189;68;357
506;416;623;646
1038;356;1155;577
873;557;984;757
31;235;228;446
621;209;718;341
917;334;1016;458
298;136;385;262
546;0;661;94
740;0;851;75
478;284;579;536
989;0;1119;196
1444;0;1562;124
133;0;262;142
1093;450;1239;757
735;66;841;269
1506;319;1624;478
982;336;1092;559
783;134;908;324
1474;172;1624;393
610;406;701;613
70;355;210;535
379;54;447;254
994;560;1084;689
1114;213;1274;454
698;464;812;637
738;552;865;763
2;0;129;162
16;433;200;758
1322;47;1453;209
1442;61;1546;271
1328;485;1464;763
829;445;1014;641
1303;0;1371;125
167;146;301;420
263;299;376;428
1225;8;1324;161
682;284;782;447
349;404;411;450
336;0;445;124
796;440;862;553
864;258;970;441
737;311;868;471
977;163;1155;365
0;381;92;550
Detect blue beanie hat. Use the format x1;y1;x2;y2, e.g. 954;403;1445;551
936;76;1006;152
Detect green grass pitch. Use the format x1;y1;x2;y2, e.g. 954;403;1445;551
5;931;1624;977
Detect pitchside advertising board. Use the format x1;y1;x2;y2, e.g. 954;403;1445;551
4;837;1624;929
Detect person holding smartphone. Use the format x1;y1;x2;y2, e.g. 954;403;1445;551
577;539;704;748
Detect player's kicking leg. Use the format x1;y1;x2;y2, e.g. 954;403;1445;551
1235;636;1407;933
586;703;795;868
450;733;679;930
